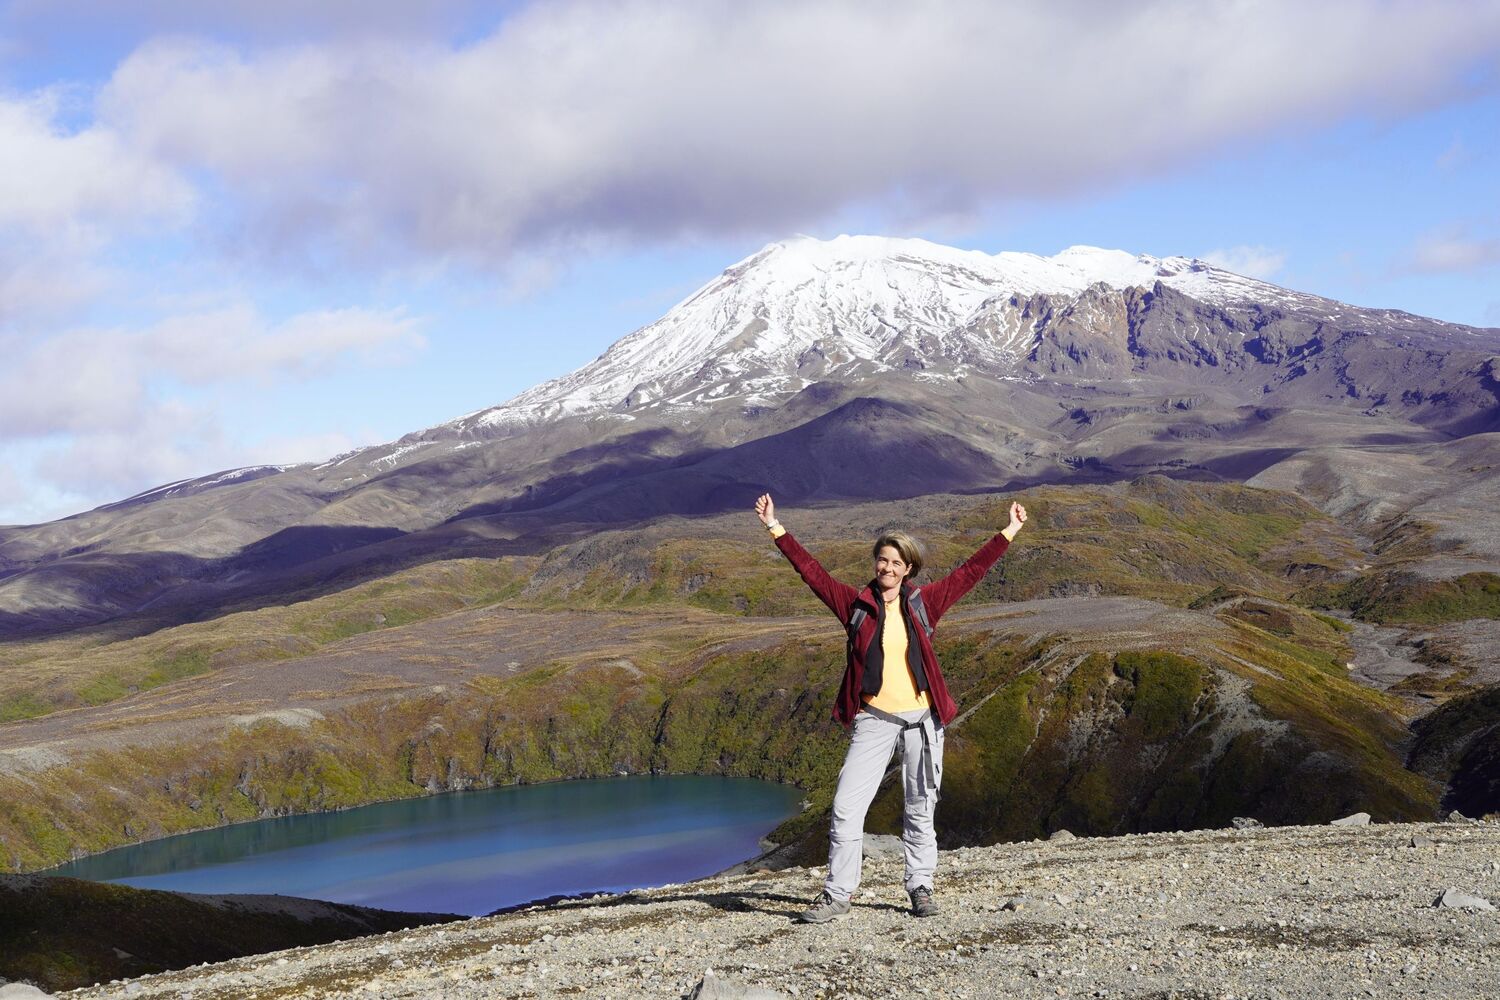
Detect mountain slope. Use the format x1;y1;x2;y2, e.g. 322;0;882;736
1;235;1498;636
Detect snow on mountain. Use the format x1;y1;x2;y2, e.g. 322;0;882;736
441;235;1311;435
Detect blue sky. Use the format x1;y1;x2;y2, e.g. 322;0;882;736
2;0;1499;526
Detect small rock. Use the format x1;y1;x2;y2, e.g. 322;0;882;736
1408;835;1435;849
689;969;791;999
0;986;56;1000
999;895;1030;911
1434;887;1494;911
1048;829;1076;842
1330;812;1371;827
1231;817;1263;830
862;834;904;859
1054;893;1075;906
1446;810;1475;824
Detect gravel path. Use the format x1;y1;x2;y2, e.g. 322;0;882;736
1342;617;1428;691
58;820;1500;1000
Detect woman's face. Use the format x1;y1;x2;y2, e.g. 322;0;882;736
874;545;910;591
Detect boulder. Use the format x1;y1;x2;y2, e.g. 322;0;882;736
0;986;55;999
688;969;791;999
1433;888;1494;911
1231;817;1263;830
862;834;904;859
1048;829;1077;842
1329;812;1371;827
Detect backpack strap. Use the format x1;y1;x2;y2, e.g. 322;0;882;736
846;604;870;652
849;591;933;648
907;587;934;639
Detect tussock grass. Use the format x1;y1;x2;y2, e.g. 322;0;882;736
1;480;1341;726
0;478;1458;871
0;558;533;721
1321;571;1500;625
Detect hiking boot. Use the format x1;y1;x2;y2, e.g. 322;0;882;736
909;885;939;917
796;890;851;923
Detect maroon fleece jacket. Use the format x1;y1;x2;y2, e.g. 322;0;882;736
773;529;1011;727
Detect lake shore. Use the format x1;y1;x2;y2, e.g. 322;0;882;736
54;818;1500;1000
42;774;801;917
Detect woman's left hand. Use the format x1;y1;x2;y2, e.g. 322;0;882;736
1004;501;1027;539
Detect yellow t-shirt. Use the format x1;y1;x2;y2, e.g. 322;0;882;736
766;523;928;712
864;595;930;713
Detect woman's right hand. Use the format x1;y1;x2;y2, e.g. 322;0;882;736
755;492;777;527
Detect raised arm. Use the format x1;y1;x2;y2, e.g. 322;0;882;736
919;501;1027;620
755;493;858;622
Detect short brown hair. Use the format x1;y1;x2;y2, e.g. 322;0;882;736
872;531;924;579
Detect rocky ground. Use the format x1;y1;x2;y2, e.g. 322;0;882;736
43;819;1500;1000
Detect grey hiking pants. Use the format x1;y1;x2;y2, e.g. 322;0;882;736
825;706;945;901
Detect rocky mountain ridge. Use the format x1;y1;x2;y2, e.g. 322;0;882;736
439;236;1318;432
437;234;1496;436
1;235;1497;637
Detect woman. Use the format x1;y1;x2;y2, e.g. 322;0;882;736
753;492;1027;922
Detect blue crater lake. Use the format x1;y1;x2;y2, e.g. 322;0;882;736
49;775;802;916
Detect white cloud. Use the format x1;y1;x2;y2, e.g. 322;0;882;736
142;305;427;383
1201;245;1287;280
29;398;226;500
0;488;87;528
0;326;151;437
92;0;1500;269
0;304;425;440
1407;226;1500;274
0;457;77;527
0;296;424;521
240;428;379;467
0;90;190;237
0;241;116;327
0;419;384;527
0;90;191;327
0;460;26;510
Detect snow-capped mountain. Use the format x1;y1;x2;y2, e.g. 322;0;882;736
5;233;1500;637
440;236;1315;434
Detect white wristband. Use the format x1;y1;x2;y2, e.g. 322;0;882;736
765;520;781;531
